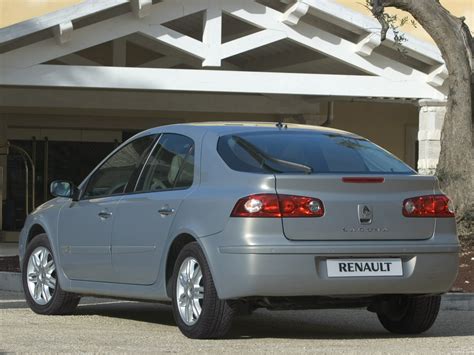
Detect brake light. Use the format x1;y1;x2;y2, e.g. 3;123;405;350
403;194;454;218
231;194;324;218
342;177;385;183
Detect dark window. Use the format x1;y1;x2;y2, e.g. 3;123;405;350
83;135;156;199
135;134;194;192
5;139;116;231
217;131;414;174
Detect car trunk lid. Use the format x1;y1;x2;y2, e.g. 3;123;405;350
276;174;436;241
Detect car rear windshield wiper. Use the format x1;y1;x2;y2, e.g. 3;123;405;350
231;135;313;174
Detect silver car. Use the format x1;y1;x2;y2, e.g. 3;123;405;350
19;123;459;339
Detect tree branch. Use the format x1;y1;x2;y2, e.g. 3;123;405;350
369;0;389;40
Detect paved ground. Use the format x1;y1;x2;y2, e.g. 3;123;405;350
1;291;473;354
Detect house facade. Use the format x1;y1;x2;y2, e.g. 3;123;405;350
0;0;450;241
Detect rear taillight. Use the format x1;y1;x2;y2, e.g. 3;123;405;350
231;194;324;218
403;194;454;218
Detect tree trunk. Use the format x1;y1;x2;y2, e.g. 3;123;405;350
371;0;473;236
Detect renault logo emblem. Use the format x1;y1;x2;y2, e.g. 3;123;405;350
358;204;373;224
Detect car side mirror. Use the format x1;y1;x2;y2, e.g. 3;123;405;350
50;180;80;201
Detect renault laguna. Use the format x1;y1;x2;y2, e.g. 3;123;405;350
19;122;459;339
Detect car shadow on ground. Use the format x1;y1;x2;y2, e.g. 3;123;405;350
77;299;177;327
75;299;474;340
3;294;473;340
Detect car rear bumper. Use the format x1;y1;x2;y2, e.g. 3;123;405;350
200;235;459;300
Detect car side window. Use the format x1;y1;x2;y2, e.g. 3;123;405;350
82;135;156;199
135;134;194;192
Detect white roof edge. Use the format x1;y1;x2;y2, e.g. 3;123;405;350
302;0;444;64
0;0;129;45
0;0;444;66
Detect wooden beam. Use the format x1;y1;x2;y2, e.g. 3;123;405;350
202;1;223;67
222;0;430;82
131;0;152;18
267;57;334;73
220;30;287;60
0;87;320;115
131;34;241;70
355;32;381;57
0;0;129;45
128;34;239;70
281;1;310;26
53;21;73;45
0;0;210;69
0;65;445;99
426;64;448;88
299;0;443;65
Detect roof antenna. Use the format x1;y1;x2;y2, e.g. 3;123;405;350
276;121;287;129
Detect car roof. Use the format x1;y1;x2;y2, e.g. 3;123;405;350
141;122;362;139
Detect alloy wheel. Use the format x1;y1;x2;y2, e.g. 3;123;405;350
176;257;204;325
26;246;57;305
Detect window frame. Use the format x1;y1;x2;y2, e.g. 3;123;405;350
217;131;415;175
133;133;196;194
79;134;159;201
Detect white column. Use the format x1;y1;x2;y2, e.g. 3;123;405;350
202;1;222;67
417;99;447;175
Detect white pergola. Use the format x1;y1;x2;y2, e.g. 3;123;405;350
0;0;448;173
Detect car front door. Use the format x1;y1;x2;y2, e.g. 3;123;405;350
110;133;195;285
57;135;156;282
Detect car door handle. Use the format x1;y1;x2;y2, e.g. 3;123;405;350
158;207;175;216
98;211;113;219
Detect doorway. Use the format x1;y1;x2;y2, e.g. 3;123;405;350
2;129;129;231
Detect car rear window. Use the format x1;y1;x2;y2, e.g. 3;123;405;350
217;131;414;174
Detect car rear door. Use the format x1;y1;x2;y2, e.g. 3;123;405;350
58;134;156;282
110;133;195;285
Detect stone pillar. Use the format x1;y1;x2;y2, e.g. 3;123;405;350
0;119;8;230
417;99;447;175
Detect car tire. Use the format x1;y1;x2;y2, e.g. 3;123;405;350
22;234;80;315
377;295;441;334
171;242;235;339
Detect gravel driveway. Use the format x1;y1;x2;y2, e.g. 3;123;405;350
1;291;473;353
